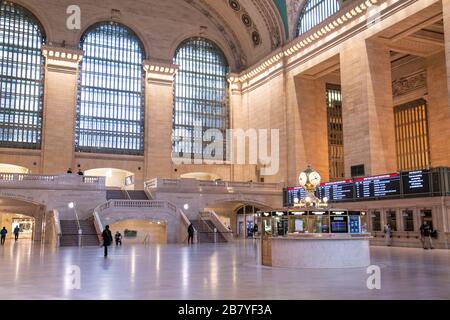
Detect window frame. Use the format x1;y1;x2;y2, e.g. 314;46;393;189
75;21;146;156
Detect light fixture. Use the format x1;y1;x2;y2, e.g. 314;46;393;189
183;204;189;210
68;202;74;209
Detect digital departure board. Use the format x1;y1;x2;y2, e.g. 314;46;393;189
402;170;430;195
283;168;449;206
354;173;401;199
316;180;354;202
286;187;308;206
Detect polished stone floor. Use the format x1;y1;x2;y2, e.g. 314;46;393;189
0;240;449;299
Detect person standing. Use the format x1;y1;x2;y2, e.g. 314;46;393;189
420;221;434;250
384;223;392;246
187;223;194;245
77;169;84;176
102;225;113;257
0;227;7;245
13;225;20;241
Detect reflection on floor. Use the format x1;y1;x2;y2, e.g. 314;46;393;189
0;240;449;299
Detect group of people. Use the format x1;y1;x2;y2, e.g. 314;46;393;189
66;168;84;175
101;225;123;257
384;221;435;249
1;226;21;245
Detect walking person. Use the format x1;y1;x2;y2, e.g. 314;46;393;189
102;225;113;257
115;231;122;246
13;225;20;241
420;221;434;250
1;227;7;245
384;223;392;246
187;223;194;245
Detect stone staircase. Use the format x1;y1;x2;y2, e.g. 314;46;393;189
191;219;227;243
59;220;79;247
59;219;99;247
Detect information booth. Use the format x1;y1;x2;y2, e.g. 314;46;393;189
255;209;371;269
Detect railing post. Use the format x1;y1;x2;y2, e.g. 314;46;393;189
78;228;82;247
214;228;217;243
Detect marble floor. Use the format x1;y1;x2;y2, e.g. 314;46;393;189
0;240;449;300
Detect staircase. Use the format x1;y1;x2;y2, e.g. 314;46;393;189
79;218;100;246
106;190;128;200
59;220;80;247
191;219;227;243
59;219;99;247
106;190;151;200
127;190;150;200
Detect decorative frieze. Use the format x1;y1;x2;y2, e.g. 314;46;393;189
143;60;178;86
392;71;427;97
41;45;83;74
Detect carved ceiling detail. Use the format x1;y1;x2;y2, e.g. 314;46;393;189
183;0;247;69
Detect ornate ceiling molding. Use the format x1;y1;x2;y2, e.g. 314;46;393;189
249;0;284;49
183;0;247;69
226;0;262;47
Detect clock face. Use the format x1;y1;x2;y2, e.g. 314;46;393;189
309;171;321;186
299;172;307;186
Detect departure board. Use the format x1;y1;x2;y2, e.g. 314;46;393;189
355;173;401;199
402;170;430;195
316;179;354;202
286;187;308;205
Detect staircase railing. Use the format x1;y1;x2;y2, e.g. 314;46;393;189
179;209;196;243
53;209;62;247
205;210;234;242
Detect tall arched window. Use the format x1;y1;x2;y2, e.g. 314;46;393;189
76;22;145;155
0;2;45;149
172;37;229;161
296;0;340;36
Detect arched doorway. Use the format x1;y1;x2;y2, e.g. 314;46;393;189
0;197;45;243
235;205;261;238
84;168;135;190
108;219;167;245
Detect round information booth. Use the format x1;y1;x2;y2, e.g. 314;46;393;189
254;209;371;269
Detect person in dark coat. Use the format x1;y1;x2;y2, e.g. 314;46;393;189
102;225;113;257
420;221;434;250
13;225;20;241
0;227;7;245
187;223;194;245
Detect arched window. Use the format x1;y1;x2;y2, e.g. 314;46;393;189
296;0;340;36
76;22;145;155
172;37;229;161
0;2;45;149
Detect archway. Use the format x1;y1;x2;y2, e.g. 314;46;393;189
0;164;29;174
84;168;135;190
0;197;45;243
109;219;167;245
180;172;221;181
204;200;273;238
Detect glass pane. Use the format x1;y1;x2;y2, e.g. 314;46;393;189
297;0;340;36
172;37;229;161
75;22;145;155
0;3;45;149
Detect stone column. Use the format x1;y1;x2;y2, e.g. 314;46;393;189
340;39;397;177
426;52;450;167
40;46;83;174
293;76;329;181
227;74;243;181
443;0;450;107
143;60;178;180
